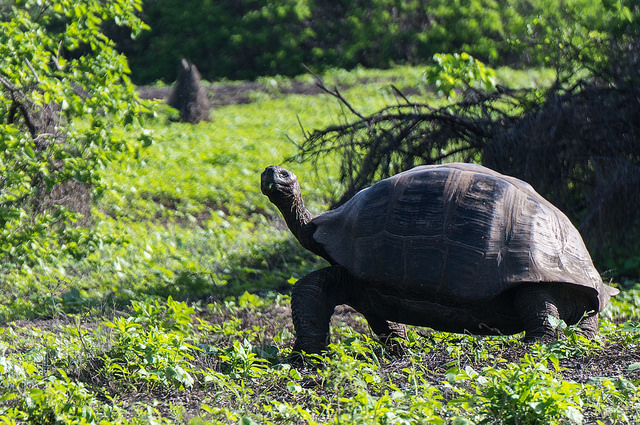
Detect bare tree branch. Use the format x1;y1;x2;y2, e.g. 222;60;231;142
24;58;43;85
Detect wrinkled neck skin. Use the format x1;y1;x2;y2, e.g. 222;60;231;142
272;192;334;264
277;193;314;241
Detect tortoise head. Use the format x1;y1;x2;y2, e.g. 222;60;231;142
261;165;301;202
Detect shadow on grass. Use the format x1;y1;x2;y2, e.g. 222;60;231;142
56;237;326;317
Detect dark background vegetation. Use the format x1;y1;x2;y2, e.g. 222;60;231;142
115;0;588;84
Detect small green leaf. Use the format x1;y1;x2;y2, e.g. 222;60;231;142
451;416;475;425
564;406;584;423
239;416;259;425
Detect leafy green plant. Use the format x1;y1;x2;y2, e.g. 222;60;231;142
216;340;270;380
448;350;585;424
102;298;200;390
601;284;640;322
426;52;497;99
584;376;640;423
0;0;152;270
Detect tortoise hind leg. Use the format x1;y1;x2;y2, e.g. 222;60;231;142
290;266;350;354
576;313;598;339
360;313;407;352
512;285;561;342
512;283;599;342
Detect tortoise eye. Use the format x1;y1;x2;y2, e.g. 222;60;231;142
281;171;289;178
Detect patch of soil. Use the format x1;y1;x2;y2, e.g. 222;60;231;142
137;76;401;108
138;80;321;108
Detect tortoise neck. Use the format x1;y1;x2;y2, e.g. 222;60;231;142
274;193;334;263
276;193;315;247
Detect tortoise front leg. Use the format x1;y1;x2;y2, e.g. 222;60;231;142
290;266;350;354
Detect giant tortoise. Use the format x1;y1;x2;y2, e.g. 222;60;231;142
260;163;618;354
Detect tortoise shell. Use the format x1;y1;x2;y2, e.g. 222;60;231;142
312;163;610;310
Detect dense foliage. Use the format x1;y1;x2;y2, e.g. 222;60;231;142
0;0;151;271
119;0;610;83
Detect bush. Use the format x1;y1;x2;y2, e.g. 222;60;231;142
120;0;608;84
120;0;310;83
0;0;152;269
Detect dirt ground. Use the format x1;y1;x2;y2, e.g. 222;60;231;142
137;75;397;108
138;79;326;107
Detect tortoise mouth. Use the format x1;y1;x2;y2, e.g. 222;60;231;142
261;166;296;197
262;180;295;198
261;180;281;195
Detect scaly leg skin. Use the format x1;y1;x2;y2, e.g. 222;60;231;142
513;285;561;342
576;313;598;339
290;266;350;355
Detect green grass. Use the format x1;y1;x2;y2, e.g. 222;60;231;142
0;65;638;424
